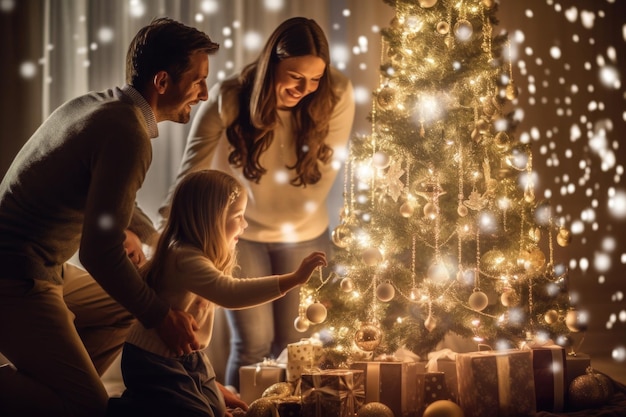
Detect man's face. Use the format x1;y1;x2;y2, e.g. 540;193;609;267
160;50;209;123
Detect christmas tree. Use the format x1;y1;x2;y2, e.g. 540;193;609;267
299;0;575;365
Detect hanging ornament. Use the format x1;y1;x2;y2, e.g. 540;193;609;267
427;261;450;282
544;309;559;324
505;80;519;100
306;302;327;324
362;247;384;266
423;400;465;417
482;0;495;8
524;247;546;273
457;204;468;217
376;86;395;110
529;227;541;242
424;314;437;332
444;35;454;49
568;369;613;410
331;224;352;248
294;316;310;332
556;227;572;247
423;202;438;219
500;289;520;307
376;282;395;302
400;201;415;218
340;277;355;292
354;322;383;351
373;151;391;169
494;131;510;148
454;19;473;42
356;402;394;417
436;21;450;35
469;290;489;311
565;308;588;332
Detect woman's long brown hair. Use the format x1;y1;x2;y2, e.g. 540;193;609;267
223;17;339;186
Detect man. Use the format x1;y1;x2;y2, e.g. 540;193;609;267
0;18;227;417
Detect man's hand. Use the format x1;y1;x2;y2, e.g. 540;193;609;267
124;229;146;267
155;309;200;356
218;383;248;417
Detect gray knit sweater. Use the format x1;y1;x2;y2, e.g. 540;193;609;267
0;85;167;328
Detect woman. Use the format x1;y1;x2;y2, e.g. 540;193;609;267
159;16;355;390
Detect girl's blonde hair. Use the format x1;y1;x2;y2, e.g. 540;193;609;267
144;170;242;291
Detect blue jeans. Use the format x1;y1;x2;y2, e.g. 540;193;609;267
224;232;331;389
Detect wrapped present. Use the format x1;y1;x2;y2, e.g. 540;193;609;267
565;352;591;388
301;369;365;417
287;338;323;384
456;350;536;417
239;359;287;404
416;371;451;414
526;344;566;412
426;349;458;403
351;360;422;417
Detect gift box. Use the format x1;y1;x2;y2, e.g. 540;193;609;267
351;360;422;417
426;349;458;403
456;350;536;417
301;369;365;417
416;371;451;415
528;345;566;412
239;360;287;404
565;352;591;388
287;338;323;384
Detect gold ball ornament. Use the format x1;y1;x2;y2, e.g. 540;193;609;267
524;248;546;273
376;282;395;302
424;202;438;219
482;0;495;8
565;308;588;332
362;247;384;266
400;201;415;218
557;227;572;247
457;204;468;217
454;19;473;42
306;302;327;324
469;290;489;311
500;289;520;307
262;382;294;398
340;277;355;292
505;80;519;100
436;21;450;35
376;86;395;110
568;371;611;410
331;224;352;248
494;131;510;148
355;322;383;352
423;400;465;417
294;316;310;332
544;309;559;324
444;35;454;49
246;398;276;417
357;402;394;417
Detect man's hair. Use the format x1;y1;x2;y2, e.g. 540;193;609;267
126;17;219;89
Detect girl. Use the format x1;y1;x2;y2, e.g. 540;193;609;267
115;169;327;417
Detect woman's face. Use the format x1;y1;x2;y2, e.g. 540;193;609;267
274;55;326;110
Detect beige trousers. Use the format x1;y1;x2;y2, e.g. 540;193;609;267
0;263;135;417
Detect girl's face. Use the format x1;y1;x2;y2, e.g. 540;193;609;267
274;55;326;110
225;192;248;250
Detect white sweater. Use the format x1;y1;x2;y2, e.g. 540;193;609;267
160;68;355;243
125;244;284;357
